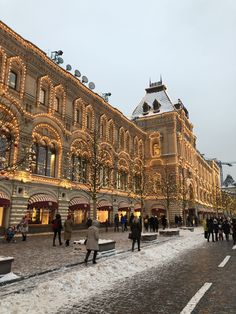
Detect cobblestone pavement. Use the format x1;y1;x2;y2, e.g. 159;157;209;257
0;228;173;277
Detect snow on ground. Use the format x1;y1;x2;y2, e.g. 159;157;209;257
0;272;20;283
0;229;205;314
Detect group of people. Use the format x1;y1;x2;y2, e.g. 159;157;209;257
203;216;236;244
113;213;128;232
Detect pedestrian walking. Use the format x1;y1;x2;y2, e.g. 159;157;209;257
161;215;167;230
144;215;149;232
213;218;219;241
129;213;135;229
207;218;214;242
231;218;236;245
18;215;29;241
202;217;208;239
124;214;128;231
222;218;231;241
84;220;100;265
175;215;179;228
178;215;182;227
114;213;119;232
121;214;125;232
153;216;159;232
52;213;63;246
218;219;224;241
64;214;73;246
130;217;142;251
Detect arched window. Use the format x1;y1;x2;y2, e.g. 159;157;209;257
0;133;13;170
143;102;150;115
153;99;161;113
108;122;114;144
33;141;57;177
119;129;125;150
6;56;26;98
71;155;88;183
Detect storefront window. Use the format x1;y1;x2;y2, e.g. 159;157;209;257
72;209;87;224
97;210;109;223
28;208;55;224
0;207;3;226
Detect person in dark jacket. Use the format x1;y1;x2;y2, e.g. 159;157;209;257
207;218;214;242
52;213;63;246
153;216;159;232
222;218;231;241
131;217;142;251
161;215;167;230
213;218;219;241
232;218;236;245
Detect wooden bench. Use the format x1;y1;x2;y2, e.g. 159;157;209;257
159;230;180;236
0;256;14;275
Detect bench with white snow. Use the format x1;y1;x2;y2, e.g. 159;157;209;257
0;256;14;275
74;239;116;252
141;233;158;241
180;226;194;232
159;229;180;236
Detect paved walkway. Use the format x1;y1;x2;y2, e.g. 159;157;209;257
0;228;175;277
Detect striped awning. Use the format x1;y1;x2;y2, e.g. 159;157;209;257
0;191;10;206
152;208;166;214
97;200;113;211
69;197;90;211
118;201;131;211
134;204;141;212
28;194;58;209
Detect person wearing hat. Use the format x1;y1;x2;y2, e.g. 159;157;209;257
64;214;73;247
84;220;100;265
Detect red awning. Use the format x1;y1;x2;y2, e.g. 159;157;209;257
118;207;131;211
97;200;113;211
152;208;166;214
28;194;58;210
0;191;10;206
69;197;90;211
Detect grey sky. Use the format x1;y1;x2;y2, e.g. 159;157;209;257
1;0;236;180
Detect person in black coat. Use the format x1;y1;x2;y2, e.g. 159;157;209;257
232;218;236;245
52;213;63;246
131;217;142;251
222;218;231;241
207;218;214;242
213;218;219;241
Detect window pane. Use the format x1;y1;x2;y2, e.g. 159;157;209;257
37;145;47;175
9;71;17;89
39;89;46;104
54;97;60;112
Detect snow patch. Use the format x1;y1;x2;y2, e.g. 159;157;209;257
0;229;205;314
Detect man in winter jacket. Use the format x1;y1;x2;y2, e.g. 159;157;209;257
84;220;100;265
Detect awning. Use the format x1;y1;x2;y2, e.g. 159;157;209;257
118;201;131;211
152;208;166;214
69;197;90;211
0;191;10;206
134;204;141;212
28;194;58;210
97;200;113;211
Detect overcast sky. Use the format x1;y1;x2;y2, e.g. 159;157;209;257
1;0;236;180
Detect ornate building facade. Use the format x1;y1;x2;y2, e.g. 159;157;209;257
0;21;220;232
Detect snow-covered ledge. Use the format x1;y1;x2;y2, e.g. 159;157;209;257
0;256;14;275
74;239;116;252
141;233;158;241
159;229;180;236
180;226;194;232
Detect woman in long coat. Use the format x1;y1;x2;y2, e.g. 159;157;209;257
131;217;142;251
64;214;73;246
84;220;99;265
18;215;29;241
